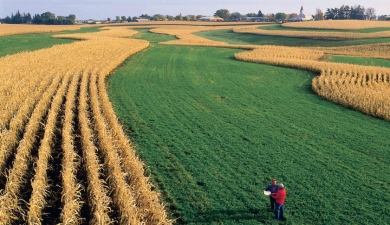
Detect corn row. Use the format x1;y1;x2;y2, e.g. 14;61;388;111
0;75;57;173
0;74;64;224
78;71;112;225
89;70;142;224
97;71;171;224
310;43;390;60
0;72;51;132
27;73;73;224
60;72;83;225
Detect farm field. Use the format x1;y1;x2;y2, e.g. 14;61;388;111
0;26;171;224
196;25;390;47
108;29;390;224
0;26;100;57
1;22;390;225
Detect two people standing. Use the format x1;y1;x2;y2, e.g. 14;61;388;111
264;178;287;221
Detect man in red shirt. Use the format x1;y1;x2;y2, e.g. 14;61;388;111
271;183;286;221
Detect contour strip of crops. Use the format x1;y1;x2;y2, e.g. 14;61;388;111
0;24;81;36
0;73;64;224
60;72;83;224
27;72;73;224
78;70;112;224
150;25;390;123
234;46;390;121
0;26;173;224
97;69;170;223
233;26;390;40
281;20;390;30
0;75;57;173
89;68;140;224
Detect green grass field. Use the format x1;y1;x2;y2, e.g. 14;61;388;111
0;26;100;57
1;26;390;224
195;28;390;47
107;30;390;224
260;24;390;33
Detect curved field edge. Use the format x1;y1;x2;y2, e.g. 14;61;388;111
107;30;390;224
0;27;172;224
195;29;390;47
0;26;101;57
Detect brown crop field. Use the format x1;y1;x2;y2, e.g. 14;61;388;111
2;21;390;224
0;26;172;224
0;24;82;36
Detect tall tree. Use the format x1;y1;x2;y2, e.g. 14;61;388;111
13;10;23;23
314;8;324;20
351;5;365;20
214;9;230;20
67;14;76;24
175;13;183;21
365;7;376;20
41;11;56;24
257;10;264;17
121;16;126;22
275;12;287;20
116;16;120;22
229;12;242;20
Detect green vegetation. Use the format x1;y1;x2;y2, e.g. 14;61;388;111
195;29;390;47
326;55;390;67
107;30;390;224
0;26;101;57
261;24;390;33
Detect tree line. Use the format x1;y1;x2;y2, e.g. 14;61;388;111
324;5;376;20
1;10;76;25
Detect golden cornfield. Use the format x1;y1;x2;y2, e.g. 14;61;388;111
2;20;390;224
0;24;82;36
234;46;390;121
0;27;172;224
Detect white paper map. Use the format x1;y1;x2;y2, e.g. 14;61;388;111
263;190;271;196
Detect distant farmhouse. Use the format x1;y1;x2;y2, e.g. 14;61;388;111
135;18;150;22
199;16;223;22
378;15;390;20
288;6;314;21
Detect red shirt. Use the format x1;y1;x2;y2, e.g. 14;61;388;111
272;189;286;204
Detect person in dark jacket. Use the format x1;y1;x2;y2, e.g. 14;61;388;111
271;183;287;221
264;178;279;210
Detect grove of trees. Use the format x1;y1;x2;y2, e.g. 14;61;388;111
1;10;75;24
324;5;370;20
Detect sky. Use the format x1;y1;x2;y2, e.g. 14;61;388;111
1;0;389;20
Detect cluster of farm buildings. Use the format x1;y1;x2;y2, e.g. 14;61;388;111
79;6;390;24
